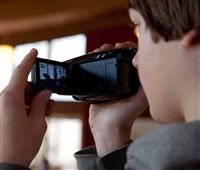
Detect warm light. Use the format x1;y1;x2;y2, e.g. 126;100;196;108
0;44;15;63
0;44;15;92
134;26;140;39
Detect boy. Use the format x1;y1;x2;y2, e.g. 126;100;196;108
75;0;200;169
0;0;199;169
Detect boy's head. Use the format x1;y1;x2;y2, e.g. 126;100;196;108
128;0;200;123
129;0;200;42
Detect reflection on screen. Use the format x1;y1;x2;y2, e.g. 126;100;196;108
39;62;67;89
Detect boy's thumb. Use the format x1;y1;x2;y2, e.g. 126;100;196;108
29;90;52;120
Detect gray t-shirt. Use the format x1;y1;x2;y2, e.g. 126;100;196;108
75;120;200;170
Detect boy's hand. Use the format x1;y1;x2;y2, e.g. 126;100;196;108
89;42;148;157
0;49;55;167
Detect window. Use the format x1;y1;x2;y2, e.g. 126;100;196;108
31;117;83;169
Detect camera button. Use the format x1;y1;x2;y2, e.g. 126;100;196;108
96;54;101;58
101;54;106;58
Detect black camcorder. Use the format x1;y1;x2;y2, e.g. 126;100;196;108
31;48;140;103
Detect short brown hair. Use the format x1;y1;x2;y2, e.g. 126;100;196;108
129;0;200;42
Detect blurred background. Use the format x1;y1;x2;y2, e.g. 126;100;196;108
0;0;162;169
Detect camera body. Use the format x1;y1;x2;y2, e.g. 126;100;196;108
31;48;140;103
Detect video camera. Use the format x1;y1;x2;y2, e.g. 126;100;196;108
31;48;140;103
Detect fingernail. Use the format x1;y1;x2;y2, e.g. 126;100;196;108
115;43;120;48
30;48;37;54
44;90;52;101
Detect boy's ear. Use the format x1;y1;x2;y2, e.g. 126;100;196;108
182;30;200;47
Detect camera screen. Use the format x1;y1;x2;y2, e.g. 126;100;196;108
38;62;68;89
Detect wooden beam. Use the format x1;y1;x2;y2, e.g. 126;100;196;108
0;0;130;46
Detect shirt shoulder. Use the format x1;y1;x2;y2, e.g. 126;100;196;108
126;120;200;169
0;163;31;170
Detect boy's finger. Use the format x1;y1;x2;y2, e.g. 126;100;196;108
115;41;138;49
29;89;52;120
8;49;38;92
